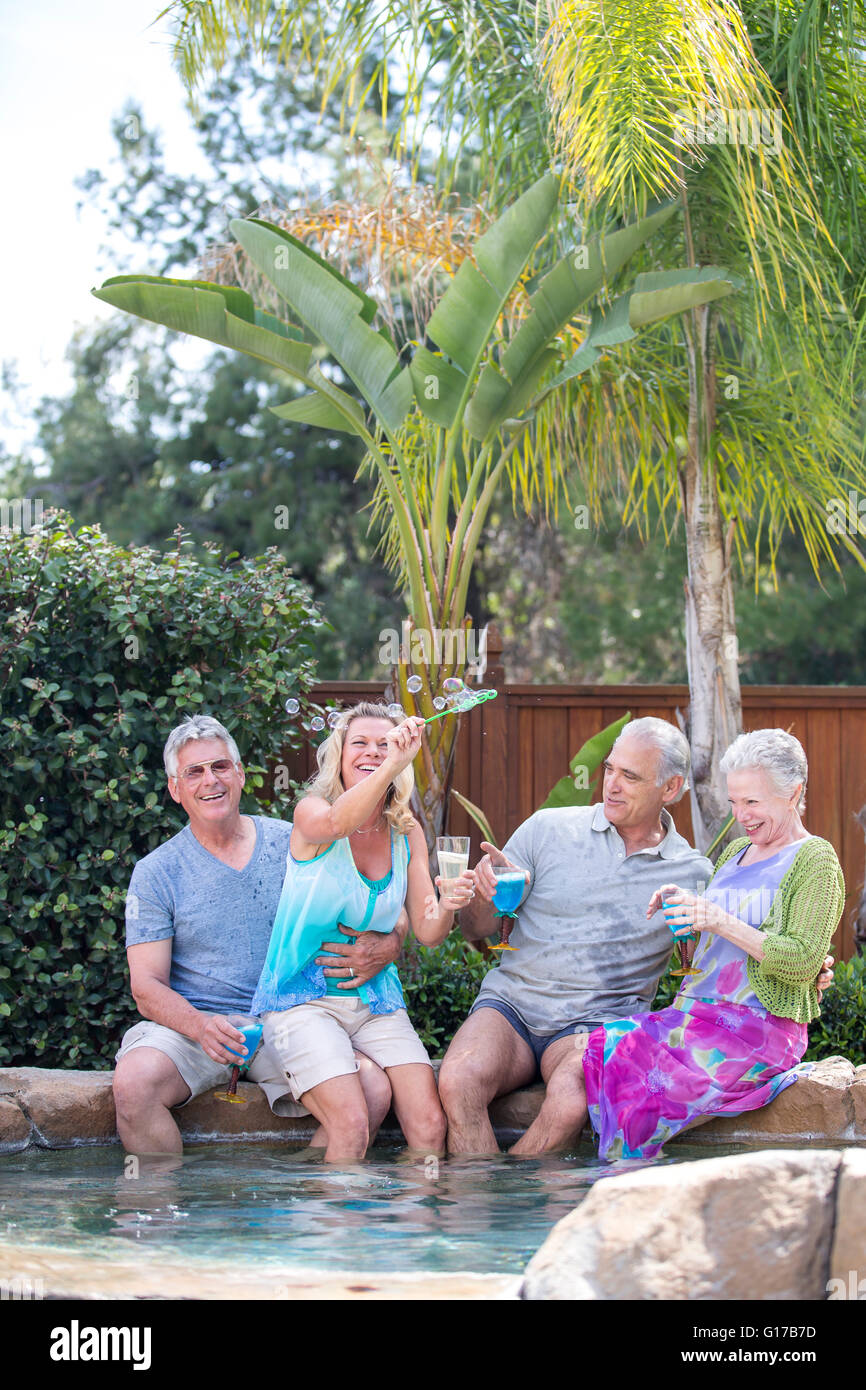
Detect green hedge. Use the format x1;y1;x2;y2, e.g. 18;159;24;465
401;935;489;1056
803;954;866;1066
0;515;321;1069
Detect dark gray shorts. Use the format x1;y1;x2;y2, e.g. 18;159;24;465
470;999;602;1078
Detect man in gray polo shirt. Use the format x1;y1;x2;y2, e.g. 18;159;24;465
113;714;402;1156
438;718;713;1156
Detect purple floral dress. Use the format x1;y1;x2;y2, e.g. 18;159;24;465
583;840;812;1160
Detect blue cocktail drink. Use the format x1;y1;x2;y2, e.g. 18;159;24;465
225;1021;264;1064
492;871;526;916
490;866;525;951
663;900;700;978
214;1015;264;1105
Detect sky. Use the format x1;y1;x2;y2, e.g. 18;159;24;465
0;0;208;448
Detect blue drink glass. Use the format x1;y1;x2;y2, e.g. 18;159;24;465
663;901;700;978
214;1014;264;1105
490;866;525;951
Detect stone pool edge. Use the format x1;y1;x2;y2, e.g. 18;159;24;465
1;1055;865;1154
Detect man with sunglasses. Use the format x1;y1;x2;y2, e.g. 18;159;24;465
113;715;400;1155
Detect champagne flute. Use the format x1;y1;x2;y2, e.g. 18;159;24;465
489;864;525;951
213;1013;264;1105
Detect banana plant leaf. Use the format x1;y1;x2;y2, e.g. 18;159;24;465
704;811;737;862
92;277;316;380
414;173;559;426
450;789;498;848
540;712;632;810
229;217;412;436
546;268;739;391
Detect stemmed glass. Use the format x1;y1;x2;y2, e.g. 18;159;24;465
663;901;700;978
213;1013;264;1105
489;864;525;951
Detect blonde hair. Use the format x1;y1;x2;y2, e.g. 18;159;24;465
301;701;417;834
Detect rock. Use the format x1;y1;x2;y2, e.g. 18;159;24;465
1;1068;117;1146
179;1081;317;1142
0;1056;862;1149
520;1149;841;1301
828;1147;866;1297
0;1097;31;1153
489;1084;547;1134
850;1068;866;1139
686;1056;856;1144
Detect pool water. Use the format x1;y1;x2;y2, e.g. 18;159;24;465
0;1139;754;1277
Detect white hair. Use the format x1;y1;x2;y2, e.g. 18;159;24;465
719;728;807;813
163;715;241;778
612;717;690;802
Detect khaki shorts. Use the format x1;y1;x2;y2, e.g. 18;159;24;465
114;1019;309;1118
263;998;432;1101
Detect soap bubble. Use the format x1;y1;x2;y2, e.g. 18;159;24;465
327;711;342;729
284;697;300;715
387;702;404;718
406;675;422;694
442;676;463;693
433;696;446;711
310;716;325;732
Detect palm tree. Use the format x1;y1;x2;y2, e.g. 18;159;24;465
94;177;736;853
158;0;866;846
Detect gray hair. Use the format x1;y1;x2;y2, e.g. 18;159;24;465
163;715;241;778
719;728;807;812
612;717;690;801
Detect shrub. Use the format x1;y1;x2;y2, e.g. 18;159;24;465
0;514;322;1068
400;935;489;1056
804;953;866;1066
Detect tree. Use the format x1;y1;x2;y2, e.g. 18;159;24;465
158;1;866;849
94;176;736;854
18;318;400;678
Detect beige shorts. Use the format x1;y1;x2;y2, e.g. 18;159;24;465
114;1019;309;1117
262;998;432;1101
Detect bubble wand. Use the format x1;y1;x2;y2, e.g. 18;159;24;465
422;689;498;724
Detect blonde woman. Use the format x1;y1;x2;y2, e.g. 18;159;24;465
252;703;473;1161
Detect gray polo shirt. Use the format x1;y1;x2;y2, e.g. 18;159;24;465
475;804;713;1034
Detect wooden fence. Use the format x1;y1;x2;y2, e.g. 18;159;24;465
282;630;866;961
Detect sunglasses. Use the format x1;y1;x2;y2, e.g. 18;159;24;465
175;758;238;785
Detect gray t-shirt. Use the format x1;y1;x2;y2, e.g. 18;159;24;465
475;805;713;1034
125;816;292;1015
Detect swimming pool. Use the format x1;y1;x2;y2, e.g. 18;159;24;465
0;1137;760;1295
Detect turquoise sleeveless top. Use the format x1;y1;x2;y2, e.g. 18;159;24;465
323;864;393;998
250;827;408;1016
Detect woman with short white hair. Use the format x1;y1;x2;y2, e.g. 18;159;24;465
581;728;844;1160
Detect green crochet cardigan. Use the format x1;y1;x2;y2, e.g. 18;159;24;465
707;835;845;1024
